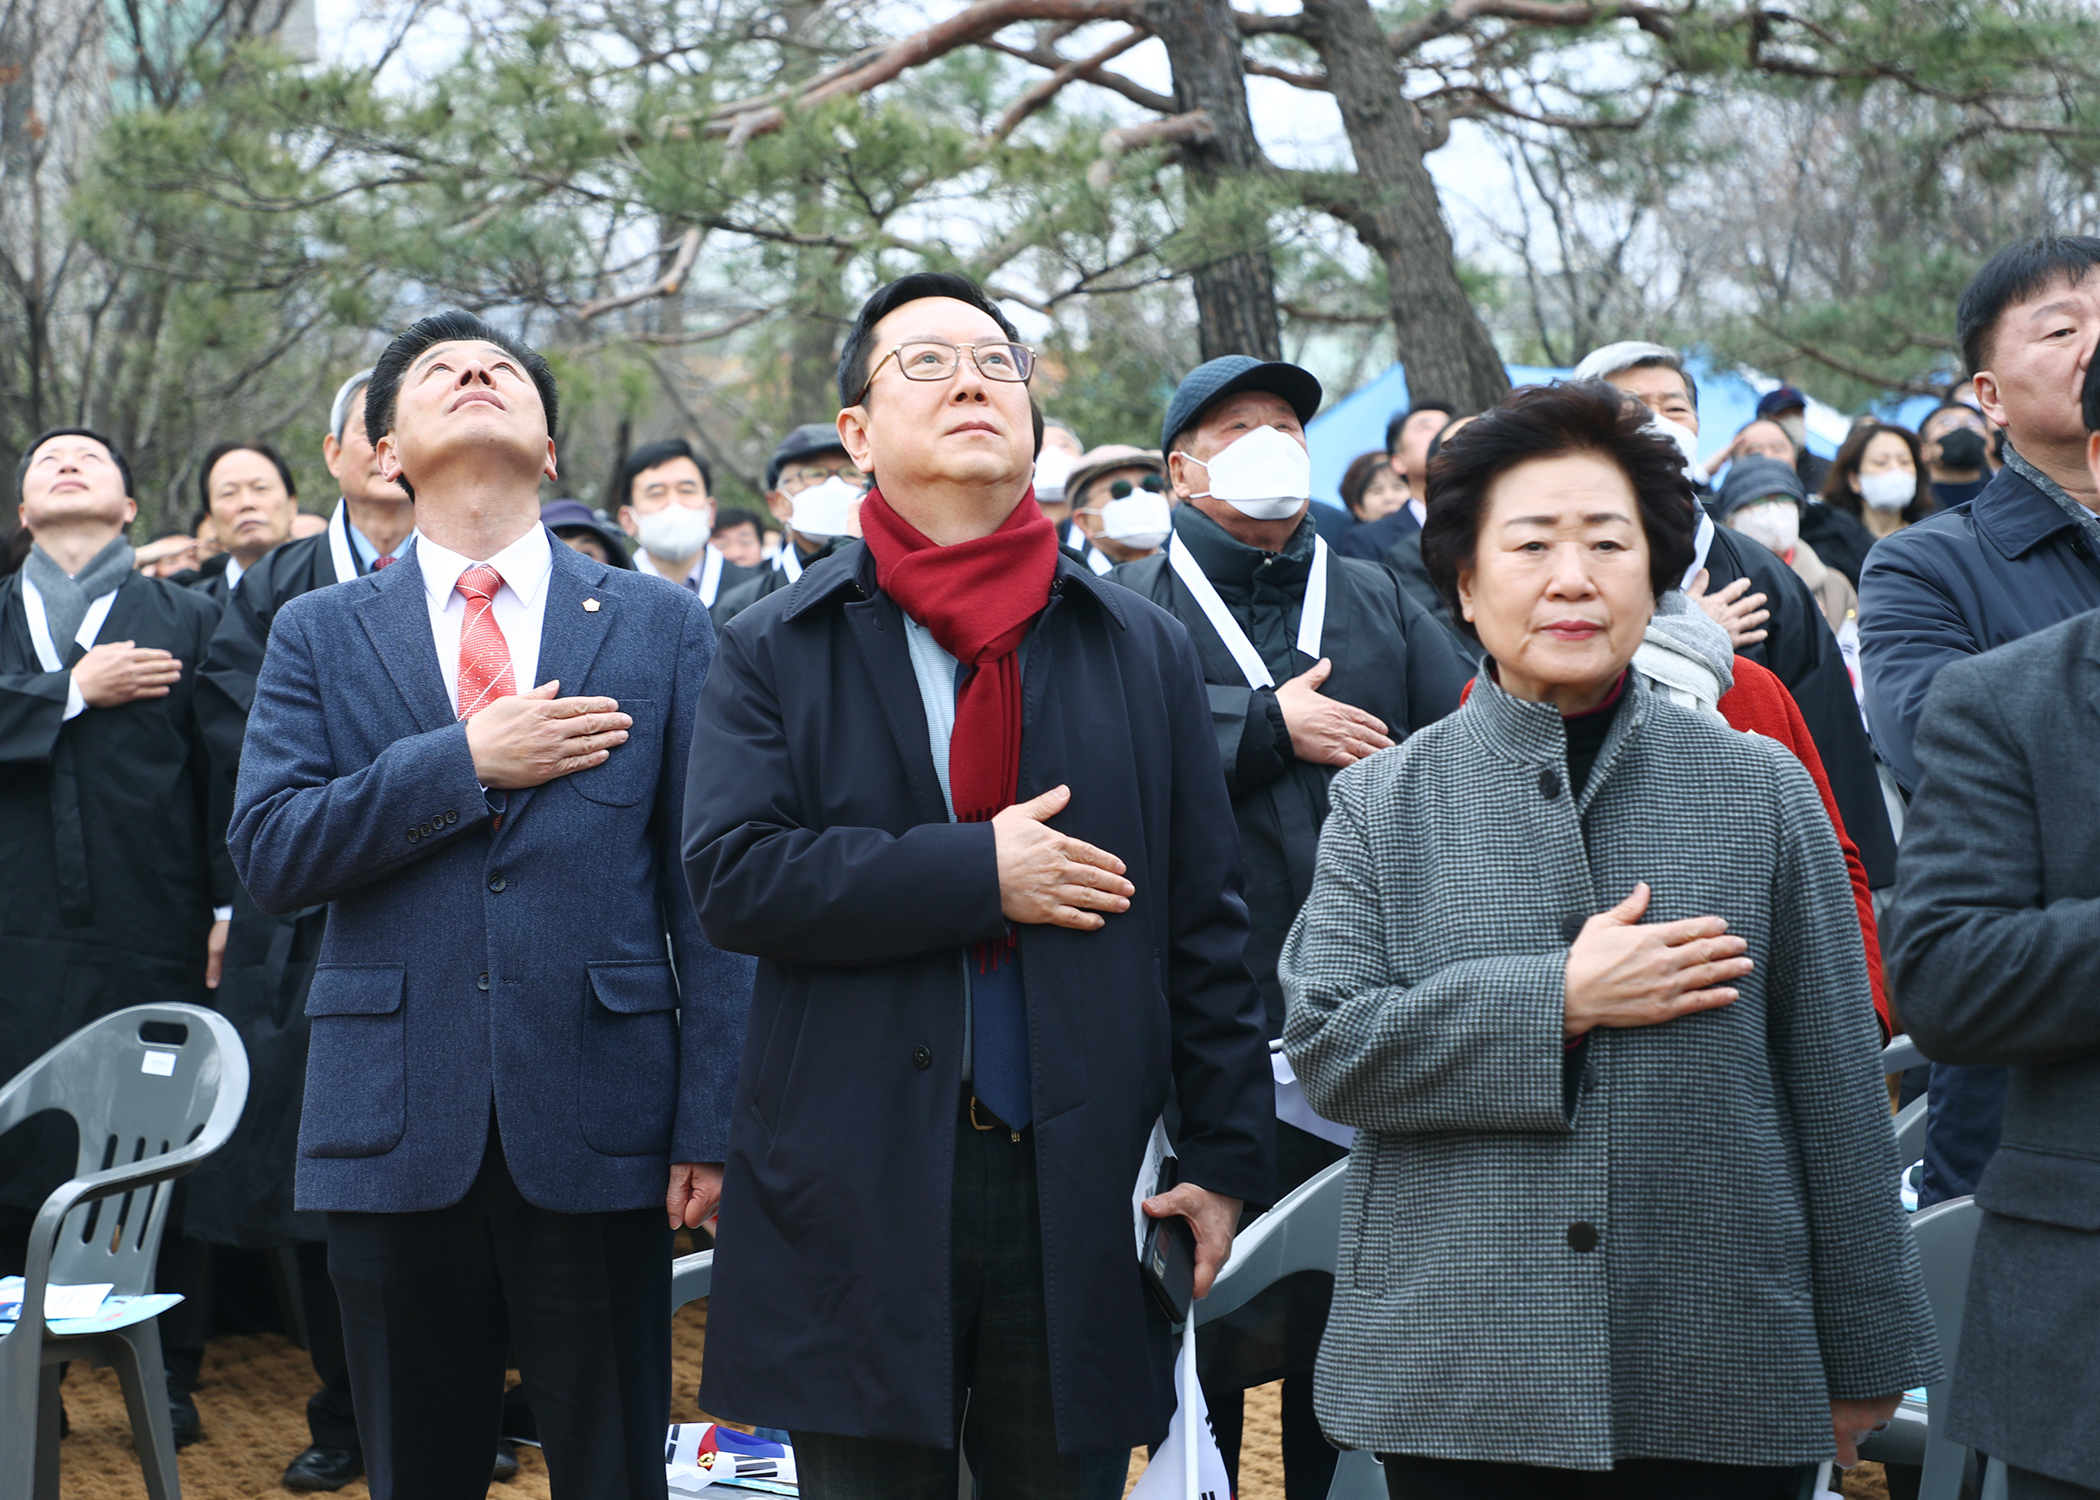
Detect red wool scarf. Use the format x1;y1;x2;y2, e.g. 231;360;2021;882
858;484;1059;834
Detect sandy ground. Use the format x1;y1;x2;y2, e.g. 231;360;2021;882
47;1313;1887;1500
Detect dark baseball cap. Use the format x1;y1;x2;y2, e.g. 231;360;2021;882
1754;386;1808;418
1715;456;1806;520
540;499;635;568
1160;356;1322;454
764;423;852;492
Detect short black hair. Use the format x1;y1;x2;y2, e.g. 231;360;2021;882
1385;398;1457;455
712;506;764;538
619;439;712;505
15;428;134;502
1420;381;1697;635
2085;350;2100;433
836;271;1043;456
199;441;297;512
364;310;559;498
1820;422;1933;524
1957;235;2100;376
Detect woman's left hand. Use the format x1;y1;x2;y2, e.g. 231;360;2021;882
1830;1394;1901;1467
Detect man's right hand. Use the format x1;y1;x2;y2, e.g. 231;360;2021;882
1563;882;1751;1037
1276;658;1393;768
73;642;182;708
992;785;1133;930
464;680;631;790
1688;570;1771;648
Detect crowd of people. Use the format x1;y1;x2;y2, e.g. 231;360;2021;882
1;235;2096;1500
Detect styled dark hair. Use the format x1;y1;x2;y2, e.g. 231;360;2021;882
619;438;712;506
712;506;764;538
15;428;134;502
1821;422;1933;524
1339;450;1398;519
1384;397;1456;455
364;311;559;499
836;271;1043;455
1420;381;1698;633
1957;235;2100;376
199;441;297;512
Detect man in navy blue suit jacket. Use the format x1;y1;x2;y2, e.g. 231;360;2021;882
229;310;751;1500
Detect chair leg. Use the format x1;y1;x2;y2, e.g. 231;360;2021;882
33;1366;63;1500
104;1322;183;1500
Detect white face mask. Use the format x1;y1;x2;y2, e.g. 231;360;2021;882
1774;412;1807;447
1728;498;1800;556
1033;447;1078;500
787;475;862;541
1096;492;1171;550
1647;413;1704;484
1859;469;1915;511
1185;424;1311;521
633;502;711;560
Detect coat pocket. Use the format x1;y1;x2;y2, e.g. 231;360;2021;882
580;960;679;1156
300;965;407;1158
1975;1143;2100;1231
567;698;656;808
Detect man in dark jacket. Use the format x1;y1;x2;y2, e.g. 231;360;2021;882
684;272;1273;1495
1335;396;1453;562
1111;356;1468;1496
1861;234;2100;1209
710;423;863;627
1889;598;2100;1497
1576;339;1899;887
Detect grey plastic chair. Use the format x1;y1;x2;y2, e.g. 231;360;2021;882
1894;1093;1930;1166
0;1004;250;1500
669;1250;713;1316
1194;1159;1386;1500
1882;1034;1926;1076
1856;1195;2004;1498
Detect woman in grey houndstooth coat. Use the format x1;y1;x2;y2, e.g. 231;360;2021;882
1279;382;1940;1499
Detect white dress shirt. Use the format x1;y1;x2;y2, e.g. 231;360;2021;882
20;574;121;721
413;524;554;714
634;542;728;606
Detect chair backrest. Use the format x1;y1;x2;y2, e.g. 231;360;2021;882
0;1005;248;1297
1895;1093;1930;1166
1196;1157;1348;1327
1908;1196;1982;1500
1881;1034;1925;1075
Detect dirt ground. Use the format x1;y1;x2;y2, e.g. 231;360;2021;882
47;1314;1888;1500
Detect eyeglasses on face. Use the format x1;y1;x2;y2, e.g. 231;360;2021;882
855;340;1035;405
1105;474;1164;499
784;465;866;489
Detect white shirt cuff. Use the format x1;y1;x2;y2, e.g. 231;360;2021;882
212;906;232;922
63;678;86;721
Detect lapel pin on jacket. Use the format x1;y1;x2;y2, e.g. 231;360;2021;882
583;597;600;612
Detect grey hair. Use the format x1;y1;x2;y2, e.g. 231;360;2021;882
328;367;377;444
1569;341;1697;411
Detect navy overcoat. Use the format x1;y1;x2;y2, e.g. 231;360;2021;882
683;542;1274;1454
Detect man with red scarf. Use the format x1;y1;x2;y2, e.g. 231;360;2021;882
684;272;1274;1496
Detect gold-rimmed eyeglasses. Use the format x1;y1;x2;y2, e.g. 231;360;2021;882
854;340;1036;405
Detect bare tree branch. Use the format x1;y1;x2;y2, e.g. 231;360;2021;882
577;225;701;320
979;36;1176;113
1086;109;1214;189
985;26;1149;142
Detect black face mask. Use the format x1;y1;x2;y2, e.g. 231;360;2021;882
1936;428;1987;470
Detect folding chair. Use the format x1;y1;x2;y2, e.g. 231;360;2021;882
0;1004;250;1500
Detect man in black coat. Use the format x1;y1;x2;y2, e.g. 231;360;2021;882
191;442;303;608
710;423;864;627
0;428;231;1237
684;272;1273;1495
1334;396;1454;563
1110;356;1468;1496
1889;598;2100;1498
1575;339;1898;888
191;370;440;1493
1860;235;2100;1213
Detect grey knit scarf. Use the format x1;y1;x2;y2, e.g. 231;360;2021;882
23;536;134;663
2001;442;2100;556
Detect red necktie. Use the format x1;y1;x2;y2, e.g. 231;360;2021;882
455;564;517;720
373;554;396;570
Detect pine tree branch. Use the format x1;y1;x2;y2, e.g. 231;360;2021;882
985;26;1151;141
